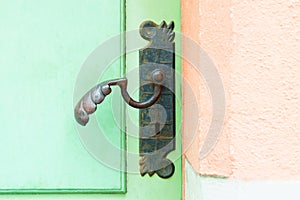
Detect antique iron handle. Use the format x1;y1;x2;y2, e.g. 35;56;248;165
74;20;176;179
74;70;164;126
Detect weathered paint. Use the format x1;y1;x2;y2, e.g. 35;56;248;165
182;0;300;181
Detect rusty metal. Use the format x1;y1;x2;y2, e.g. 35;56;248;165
74;20;176;179
139;20;175;178
74;74;163;126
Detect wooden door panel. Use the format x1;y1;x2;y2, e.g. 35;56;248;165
0;0;182;199
0;0;125;193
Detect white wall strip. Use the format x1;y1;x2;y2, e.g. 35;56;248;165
185;160;300;200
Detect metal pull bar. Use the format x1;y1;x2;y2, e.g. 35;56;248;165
74;70;164;126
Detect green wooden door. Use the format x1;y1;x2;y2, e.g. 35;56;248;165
0;0;181;199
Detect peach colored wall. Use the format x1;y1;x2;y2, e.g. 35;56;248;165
182;0;300;180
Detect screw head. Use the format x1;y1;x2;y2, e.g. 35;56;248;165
152;70;164;83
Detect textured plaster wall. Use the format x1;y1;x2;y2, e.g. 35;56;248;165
182;0;300;180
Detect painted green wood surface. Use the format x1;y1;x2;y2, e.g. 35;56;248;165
0;0;125;193
0;0;181;199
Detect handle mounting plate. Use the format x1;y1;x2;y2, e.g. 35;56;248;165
139;20;175;178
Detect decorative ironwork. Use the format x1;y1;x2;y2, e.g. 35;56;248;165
139;20;175;178
74;20;176;179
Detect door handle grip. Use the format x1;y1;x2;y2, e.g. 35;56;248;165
74;70;164;126
74;20;176;179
